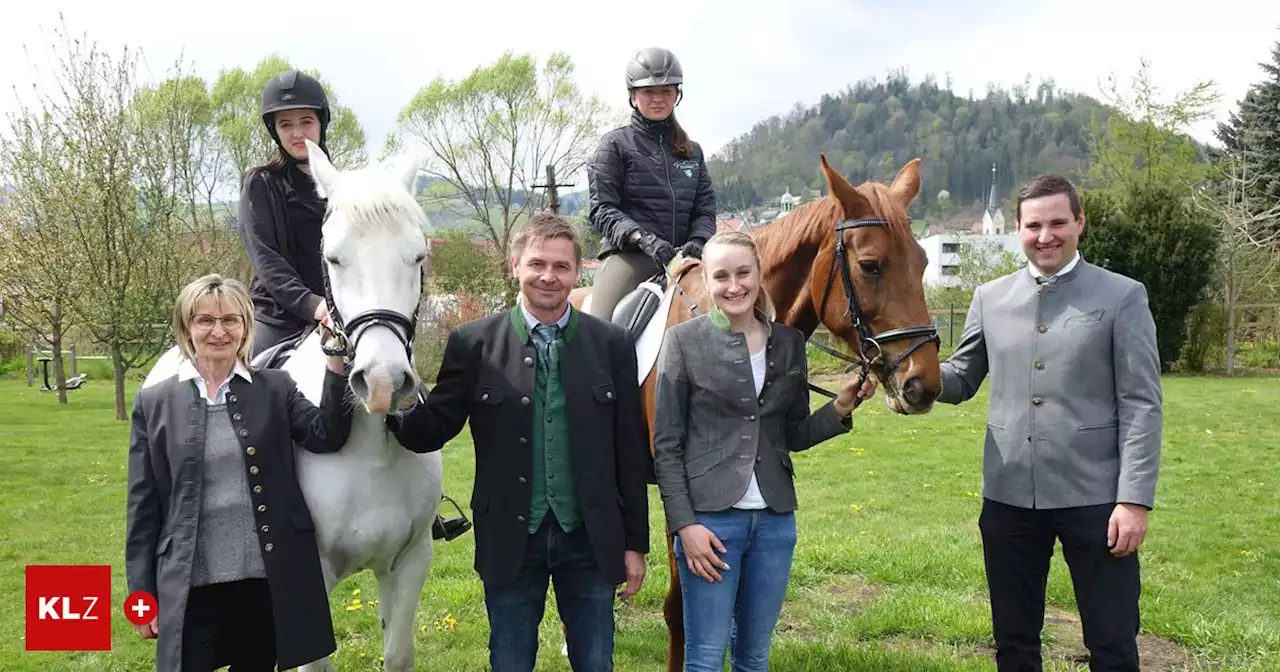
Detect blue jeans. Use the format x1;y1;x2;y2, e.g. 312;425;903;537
674;508;797;672
483;514;616;672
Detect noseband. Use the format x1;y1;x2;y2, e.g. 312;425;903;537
317;234;421;363
809;216;941;399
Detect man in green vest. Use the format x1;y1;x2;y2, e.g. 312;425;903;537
389;213;651;672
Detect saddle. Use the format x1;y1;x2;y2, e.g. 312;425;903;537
610;275;667;340
252;325;471;542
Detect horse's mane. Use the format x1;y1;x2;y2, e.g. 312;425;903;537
323;169;429;233
756;180;914;268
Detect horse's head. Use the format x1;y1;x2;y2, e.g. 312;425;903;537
812;154;941;414
304;138;428;415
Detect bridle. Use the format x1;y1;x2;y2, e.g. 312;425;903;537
808;216;941;400
316;229;422;363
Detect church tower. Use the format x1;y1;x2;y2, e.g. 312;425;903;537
981;162;1006;235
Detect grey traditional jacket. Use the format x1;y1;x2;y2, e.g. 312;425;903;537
938;257;1163;510
653;308;852;533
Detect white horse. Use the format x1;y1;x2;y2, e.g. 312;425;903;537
142;139;442;672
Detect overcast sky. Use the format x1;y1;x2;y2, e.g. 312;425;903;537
4;0;1279;182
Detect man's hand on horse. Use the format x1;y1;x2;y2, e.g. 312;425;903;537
618;550;646;600
834;374;877;417
678;523;730;583
314;300;330;323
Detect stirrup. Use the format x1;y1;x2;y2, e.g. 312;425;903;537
432;494;472;542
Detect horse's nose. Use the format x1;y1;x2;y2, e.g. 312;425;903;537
902;375;936;407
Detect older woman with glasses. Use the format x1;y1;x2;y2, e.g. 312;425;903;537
125;273;353;672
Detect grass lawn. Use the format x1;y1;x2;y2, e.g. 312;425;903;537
0;373;1277;671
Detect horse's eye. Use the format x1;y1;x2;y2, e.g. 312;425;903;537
858;260;881;277
412;253;426;265
325;256;341;267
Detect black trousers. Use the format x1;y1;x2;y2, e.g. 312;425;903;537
182;578;277;672
979;498;1141;672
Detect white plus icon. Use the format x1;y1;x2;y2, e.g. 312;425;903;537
131;598;151;619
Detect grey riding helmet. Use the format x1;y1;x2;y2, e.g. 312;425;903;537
626;47;684;105
260;69;331;158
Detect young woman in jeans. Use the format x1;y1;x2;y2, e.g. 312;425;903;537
652;231;876;671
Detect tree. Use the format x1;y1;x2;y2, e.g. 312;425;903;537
211;55;368;186
22;28;193;420
1087;59;1220;192
1079;185;1219;372
1215;39;1280;249
0;105;83;404
1193;152;1280;375
426;229;507;312
132;68;246;281
395;51;613;305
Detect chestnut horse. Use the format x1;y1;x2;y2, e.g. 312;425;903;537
569;154;942;670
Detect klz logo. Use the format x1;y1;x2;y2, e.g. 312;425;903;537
25;565;111;651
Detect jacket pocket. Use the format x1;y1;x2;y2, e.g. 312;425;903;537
685;450;719;478
1065;309;1105;326
474;385;505;405
592;382;615;404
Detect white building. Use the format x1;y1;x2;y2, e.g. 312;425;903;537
919;232;1023;287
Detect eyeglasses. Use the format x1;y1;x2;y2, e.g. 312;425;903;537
191;314;245;331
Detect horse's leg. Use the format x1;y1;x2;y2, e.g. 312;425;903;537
298;554;345;672
376;535;433;672
664;530;685;672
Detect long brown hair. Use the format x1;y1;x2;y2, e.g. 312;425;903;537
670;113;692;157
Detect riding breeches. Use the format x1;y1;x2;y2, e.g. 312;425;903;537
584;251;658;323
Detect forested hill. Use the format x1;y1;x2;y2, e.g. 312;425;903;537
707;73;1114;221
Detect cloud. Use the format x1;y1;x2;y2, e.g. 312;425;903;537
2;0;1277;170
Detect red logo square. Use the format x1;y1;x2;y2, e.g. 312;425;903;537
25;565;111;651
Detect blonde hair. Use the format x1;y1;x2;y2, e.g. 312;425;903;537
172;273;256;366
702;230;776;321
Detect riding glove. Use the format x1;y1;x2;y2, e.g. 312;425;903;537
679;238;706;260
635;231;677;268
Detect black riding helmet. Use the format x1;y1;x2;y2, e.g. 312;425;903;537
260;69;331;162
626;47;684;107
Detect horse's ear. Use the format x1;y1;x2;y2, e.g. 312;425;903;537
390;151;421;195
305;139;340;199
889;158;922;207
819;153;872;219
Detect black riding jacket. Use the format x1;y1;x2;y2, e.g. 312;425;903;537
587;110;717;259
238;163;328;331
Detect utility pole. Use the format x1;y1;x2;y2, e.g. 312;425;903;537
532;164;574;214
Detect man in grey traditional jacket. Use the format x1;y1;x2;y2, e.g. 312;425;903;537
938;174;1163;672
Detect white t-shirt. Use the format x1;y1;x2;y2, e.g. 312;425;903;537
732;347;769;510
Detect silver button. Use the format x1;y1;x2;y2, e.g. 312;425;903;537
233;413;243;421
521;396;530;406
261;525;270;533
519;476;527;483
519;437;528;444
238;429;249;438
228;395;237;403
606;391;613;400
748;414;756;421
517;515;526;522
481;392;489;401
264;543;273;552
257;504;266;513
249;466;259;475
524;357;534;367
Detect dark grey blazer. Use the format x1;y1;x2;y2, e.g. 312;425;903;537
938;258;1163;510
125;365;353;671
653;309;851;533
